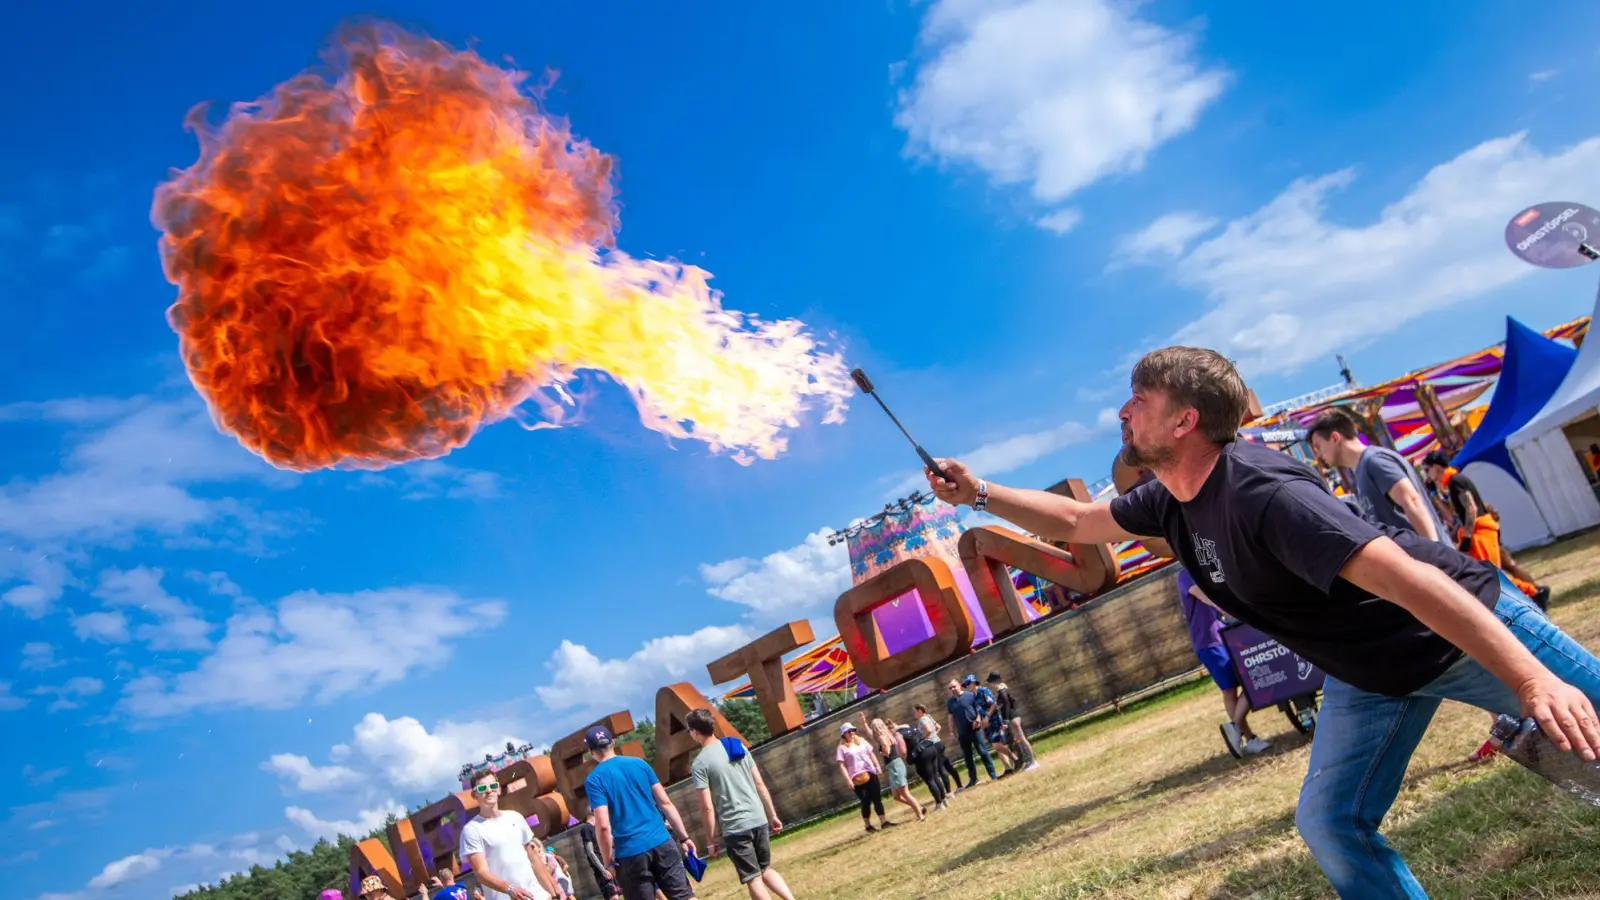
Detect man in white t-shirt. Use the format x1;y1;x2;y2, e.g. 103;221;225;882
460;769;560;900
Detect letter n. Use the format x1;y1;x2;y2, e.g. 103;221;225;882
834;556;974;690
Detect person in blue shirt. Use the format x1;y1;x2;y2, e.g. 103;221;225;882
943;677;997;788
583;725;698;900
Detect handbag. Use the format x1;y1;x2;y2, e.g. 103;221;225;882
851;771;872;786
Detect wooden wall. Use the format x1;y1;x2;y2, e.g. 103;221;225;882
549;566;1191;897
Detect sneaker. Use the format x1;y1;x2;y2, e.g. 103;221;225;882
864;824;877;834
1241;736;1272;756
1024;761;1042;772
1531;585;1551;610
1219;722;1244;758
881;820;900;828
1469;739;1499;762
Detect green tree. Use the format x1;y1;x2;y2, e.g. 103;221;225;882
715;698;771;745
628;719;657;761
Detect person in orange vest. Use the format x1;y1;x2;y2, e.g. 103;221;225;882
1420;452;1548;608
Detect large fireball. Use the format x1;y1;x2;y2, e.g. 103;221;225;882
151;23;850;471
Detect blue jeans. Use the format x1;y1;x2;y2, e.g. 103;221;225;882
1295;582;1600;898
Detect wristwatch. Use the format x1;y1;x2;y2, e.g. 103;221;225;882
974;479;989;512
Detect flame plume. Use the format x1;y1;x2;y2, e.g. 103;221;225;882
151;23;850;471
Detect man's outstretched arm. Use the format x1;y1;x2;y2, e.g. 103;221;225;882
1341;537;1599;759
927;459;1134;545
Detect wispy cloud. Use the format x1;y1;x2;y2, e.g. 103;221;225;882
119;586;504;718
1118;131;1600;374
354;459;503;501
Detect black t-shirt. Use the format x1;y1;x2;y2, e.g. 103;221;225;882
1445;471;1488;526
1109;440;1501;696
994;686;1019;720
577;821;606;877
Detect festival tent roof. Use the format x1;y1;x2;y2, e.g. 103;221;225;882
1511;300;1600;451
1504;299;1600;537
1451;317;1578;480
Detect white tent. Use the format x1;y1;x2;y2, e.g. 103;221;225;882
1507;290;1600;536
1460;462;1552;551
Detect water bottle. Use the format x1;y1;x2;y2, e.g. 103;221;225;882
1490;715;1600;807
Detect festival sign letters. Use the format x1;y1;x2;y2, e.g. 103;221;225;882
351;488;1127;895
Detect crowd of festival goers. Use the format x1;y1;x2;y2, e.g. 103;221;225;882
833;671;1042;833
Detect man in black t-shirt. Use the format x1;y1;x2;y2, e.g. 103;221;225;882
576;811;622;899
925;346;1600;899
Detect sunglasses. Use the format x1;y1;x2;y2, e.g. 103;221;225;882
472;781;502;794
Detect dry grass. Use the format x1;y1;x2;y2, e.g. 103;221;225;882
689;532;1600;900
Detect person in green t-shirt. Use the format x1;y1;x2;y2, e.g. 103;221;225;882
686;709;795;900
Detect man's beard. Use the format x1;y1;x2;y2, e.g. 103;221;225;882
1119;436;1171;469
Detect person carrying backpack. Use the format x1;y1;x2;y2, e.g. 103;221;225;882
895;718;946;810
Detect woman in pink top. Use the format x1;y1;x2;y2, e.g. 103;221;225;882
834;722;893;833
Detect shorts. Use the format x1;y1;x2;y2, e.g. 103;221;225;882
1196;644;1240;692
886;757;909;789
615;837;693;900
723;824;772;884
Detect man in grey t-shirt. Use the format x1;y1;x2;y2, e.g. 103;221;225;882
685;709;794;900
1307;408;1444;542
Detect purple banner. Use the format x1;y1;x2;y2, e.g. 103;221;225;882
1220;622;1324;709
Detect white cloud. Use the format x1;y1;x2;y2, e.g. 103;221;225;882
328;743;351;762
1111;211;1219;265
349;714;529;792
119;587;504;718
0;396;284;617
896;0;1227;222
1138;131;1600;375
1096;407;1122;429
700;530;851;620
72;610;129;644
356;460;503;501
1529;69;1556;82
93;567;212;652
88;849;171;889
261;754;362;793
285;801;405;843
533;625;755;713
0;681;25;712
20;642;58;671
1035;208;1083;235
35;676;104;713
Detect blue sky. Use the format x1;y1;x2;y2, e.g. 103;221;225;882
5;2;1600;897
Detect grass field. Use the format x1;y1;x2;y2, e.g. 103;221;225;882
691;532;1600;900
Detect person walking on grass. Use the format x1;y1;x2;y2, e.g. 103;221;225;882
895;716;947;810
913;703;961;795
834;722;894;833
926;345;1600;900
576;811;623;899
985;673;1041;771
460;769;561;900
684;708;796;900
861;712;926;822
945;678;998;789
584;726;698;900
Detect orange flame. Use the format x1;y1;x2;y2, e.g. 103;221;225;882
151;23;850;471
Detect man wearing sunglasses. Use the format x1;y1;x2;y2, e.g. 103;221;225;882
460;769;560;900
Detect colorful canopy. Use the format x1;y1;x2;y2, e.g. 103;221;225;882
1452;317;1579;481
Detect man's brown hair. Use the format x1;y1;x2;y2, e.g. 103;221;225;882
1305;407;1360;443
684;707;718;738
1130;347;1250;444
